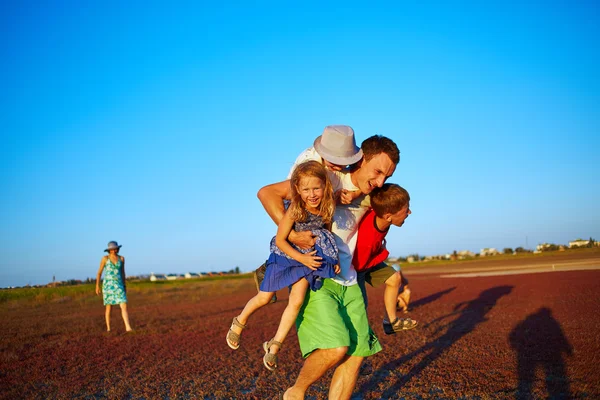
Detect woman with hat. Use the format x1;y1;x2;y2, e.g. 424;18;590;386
95;241;133;332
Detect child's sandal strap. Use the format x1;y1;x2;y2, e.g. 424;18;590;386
232;317;247;330
263;339;282;371
268;339;283;349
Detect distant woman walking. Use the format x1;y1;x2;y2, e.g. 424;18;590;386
95;241;133;332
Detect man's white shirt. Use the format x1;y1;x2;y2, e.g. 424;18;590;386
327;170;370;286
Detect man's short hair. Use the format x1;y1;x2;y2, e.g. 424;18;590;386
361;135;400;165
370;184;410;216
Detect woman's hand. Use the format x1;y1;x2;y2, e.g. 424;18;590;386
337;189;361;205
298;250;322;270
95;285;101;296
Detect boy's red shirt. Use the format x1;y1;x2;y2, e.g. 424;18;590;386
353;209;390;272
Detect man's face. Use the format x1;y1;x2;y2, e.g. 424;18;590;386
354;153;396;195
323;160;345;172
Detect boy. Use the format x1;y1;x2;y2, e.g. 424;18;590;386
353;183;417;334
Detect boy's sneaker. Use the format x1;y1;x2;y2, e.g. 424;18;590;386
253;263;277;303
383;317;418;335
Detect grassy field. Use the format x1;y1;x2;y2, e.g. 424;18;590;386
0;273;253;304
3;248;598;306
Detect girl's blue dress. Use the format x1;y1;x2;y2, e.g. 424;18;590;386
260;211;339;292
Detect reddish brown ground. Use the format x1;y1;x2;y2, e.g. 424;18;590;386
1;252;599;399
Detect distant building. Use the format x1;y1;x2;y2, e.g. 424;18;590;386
457;250;475;259
150;273;167;282
184;272;200;279
536;243;553;252
568;239;597;248
480;248;499;257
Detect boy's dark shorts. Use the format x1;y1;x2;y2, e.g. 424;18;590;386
357;262;409;308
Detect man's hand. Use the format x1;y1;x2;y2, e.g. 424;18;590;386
334;264;341;274
289;230;317;250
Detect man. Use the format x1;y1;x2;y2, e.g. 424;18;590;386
257;133;400;399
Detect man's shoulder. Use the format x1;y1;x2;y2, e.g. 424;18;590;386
296;146;320;159
328;170;360;193
326;170;343;191
287;147;323;179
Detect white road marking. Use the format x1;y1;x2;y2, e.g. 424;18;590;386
439;263;600;278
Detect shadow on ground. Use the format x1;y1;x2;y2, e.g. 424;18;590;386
360;285;514;397
510;307;573;399
408;287;456;311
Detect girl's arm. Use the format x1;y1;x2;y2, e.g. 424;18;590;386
96;257;106;295
120;256;127;293
275;208;322;271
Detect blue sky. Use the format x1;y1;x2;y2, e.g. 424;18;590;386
1;2;598;287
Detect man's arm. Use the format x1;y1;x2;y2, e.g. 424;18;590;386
257;180;316;249
257;180;291;225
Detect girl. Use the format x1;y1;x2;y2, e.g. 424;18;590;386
226;160;339;370
95;241;133;332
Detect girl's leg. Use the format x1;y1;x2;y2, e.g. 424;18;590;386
105;305;111;331
269;278;310;356
119;303;133;332
228;291;274;347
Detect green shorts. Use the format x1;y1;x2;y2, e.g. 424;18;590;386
357;262;398;308
296;278;382;358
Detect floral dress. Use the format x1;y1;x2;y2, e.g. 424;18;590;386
102;257;127;305
260;211;339;292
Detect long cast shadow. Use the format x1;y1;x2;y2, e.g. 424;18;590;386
407;287;456;311
509;307;573;399
359;285;514;397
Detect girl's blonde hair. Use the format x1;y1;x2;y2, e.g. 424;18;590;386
289;160;335;224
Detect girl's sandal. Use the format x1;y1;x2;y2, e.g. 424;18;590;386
263;339;283;371
226;317;247;350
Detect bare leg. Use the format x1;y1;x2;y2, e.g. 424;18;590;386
119;303;133;331
228;291;274;347
329;355;364;400
268;279;309;359
283;347;347;400
384;272;402;322
397;285;411;312
105;305;111;331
